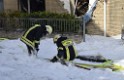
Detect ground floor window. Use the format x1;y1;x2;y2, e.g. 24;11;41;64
20;0;45;13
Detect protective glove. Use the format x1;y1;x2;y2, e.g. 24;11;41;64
59;59;68;66
50;56;58;62
36;48;39;52
35;43;39;51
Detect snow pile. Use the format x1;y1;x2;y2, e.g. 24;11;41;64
0;35;124;80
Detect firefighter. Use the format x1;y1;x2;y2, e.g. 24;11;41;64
50;34;78;65
20;24;53;56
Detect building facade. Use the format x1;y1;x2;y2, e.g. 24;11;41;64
1;0;124;36
0;0;18;12
0;0;68;13
87;0;124;36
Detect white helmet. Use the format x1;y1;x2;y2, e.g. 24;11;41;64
53;34;61;43
45;25;53;34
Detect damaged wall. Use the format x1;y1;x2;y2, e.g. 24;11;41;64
87;0;124;36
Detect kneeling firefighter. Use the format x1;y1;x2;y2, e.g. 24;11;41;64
50;34;78;65
20;24;53;56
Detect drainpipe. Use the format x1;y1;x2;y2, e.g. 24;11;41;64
27;0;30;14
104;0;107;36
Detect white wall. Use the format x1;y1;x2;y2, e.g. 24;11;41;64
60;0;71;13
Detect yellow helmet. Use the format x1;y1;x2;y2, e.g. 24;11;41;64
53;34;61;43
45;25;53;34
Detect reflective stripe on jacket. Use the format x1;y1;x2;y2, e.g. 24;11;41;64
20;24;41;49
56;37;78;61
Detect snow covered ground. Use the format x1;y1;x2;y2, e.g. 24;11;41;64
0;34;124;80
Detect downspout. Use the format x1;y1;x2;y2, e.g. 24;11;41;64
104;0;107;36
27;0;30;14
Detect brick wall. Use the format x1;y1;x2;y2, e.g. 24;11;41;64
107;0;124;36
3;0;18;11
87;0;124;36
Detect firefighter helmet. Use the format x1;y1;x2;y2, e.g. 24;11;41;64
53;34;61;43
45;25;53;34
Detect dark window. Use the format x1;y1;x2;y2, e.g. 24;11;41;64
20;0;45;12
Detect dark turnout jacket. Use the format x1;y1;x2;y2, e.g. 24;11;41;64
20;24;47;49
51;36;78;62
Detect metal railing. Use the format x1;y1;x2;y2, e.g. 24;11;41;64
0;18;83;34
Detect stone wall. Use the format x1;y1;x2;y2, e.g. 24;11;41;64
107;0;124;36
87;0;124;36
86;1;104;35
3;0;18;11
